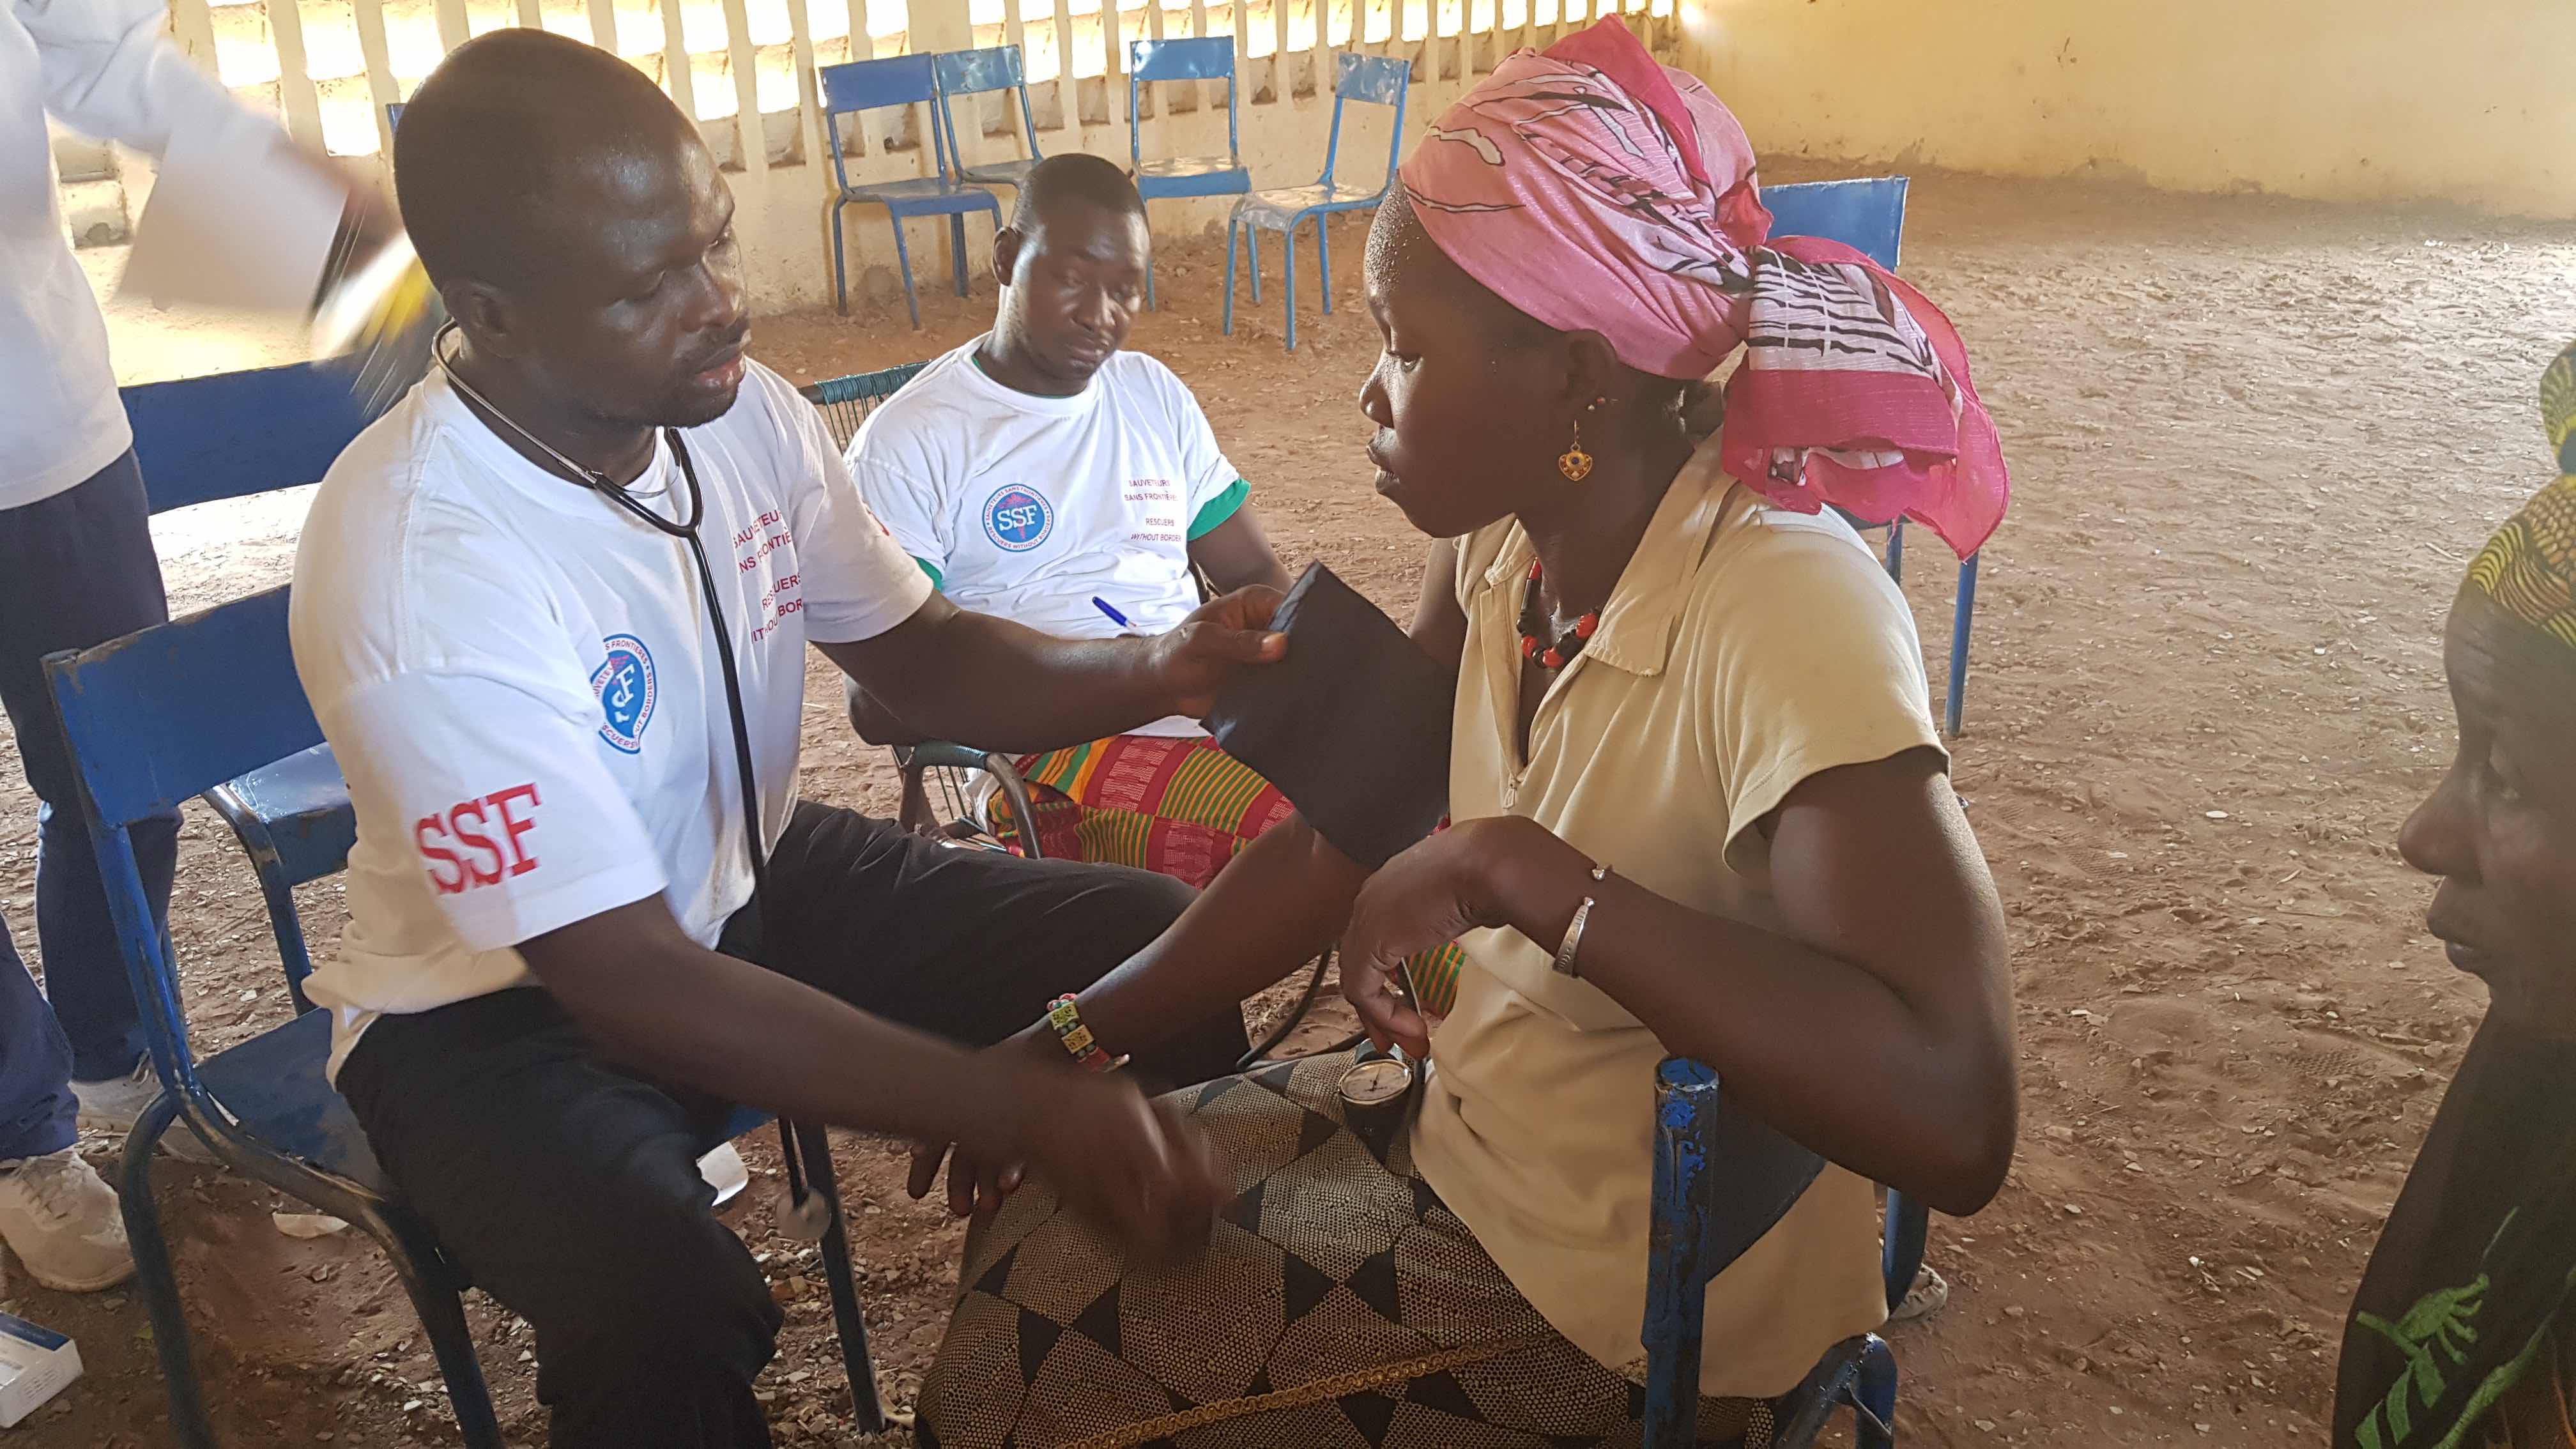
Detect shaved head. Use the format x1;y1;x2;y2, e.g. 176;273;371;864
395;29;698;295
1008;153;1147;234
397;28;751;445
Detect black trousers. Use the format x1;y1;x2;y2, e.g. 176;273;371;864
336;802;1243;1449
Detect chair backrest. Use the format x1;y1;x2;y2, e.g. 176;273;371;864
122;362;374;515
1761;176;1908;272
820;55;953;190
45;585;323;1091
385;100;404;132
931;45;1042;179
801;361;932;452
1127;36;1240;170
1319;51;1410;191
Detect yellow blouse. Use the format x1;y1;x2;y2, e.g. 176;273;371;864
1411;441;1947;1396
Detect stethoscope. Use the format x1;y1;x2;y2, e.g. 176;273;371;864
434;326;835;1234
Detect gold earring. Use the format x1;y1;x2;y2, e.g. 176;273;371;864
1559;415;1595;482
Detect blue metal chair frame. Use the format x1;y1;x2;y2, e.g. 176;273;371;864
822;54;1006;328
1221;51;1409;352
43;587;889;1448
931;45;1045;199
1761;176;1980;737
123;361;377;1007
1644;1058;1927;1448
1126;36;1252;310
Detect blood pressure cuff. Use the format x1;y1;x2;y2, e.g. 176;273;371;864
1206;562;1451;869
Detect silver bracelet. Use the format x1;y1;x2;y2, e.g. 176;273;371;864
1551;863;1612;978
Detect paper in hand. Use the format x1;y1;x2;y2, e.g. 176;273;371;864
119;122;342;314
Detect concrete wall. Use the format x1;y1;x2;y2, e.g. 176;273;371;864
1677;0;2570;218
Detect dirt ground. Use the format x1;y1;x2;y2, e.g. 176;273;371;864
8;162;2576;1447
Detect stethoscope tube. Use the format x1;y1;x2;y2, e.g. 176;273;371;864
433;334;825;1233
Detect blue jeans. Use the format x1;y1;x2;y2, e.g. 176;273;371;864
0;452;178;1159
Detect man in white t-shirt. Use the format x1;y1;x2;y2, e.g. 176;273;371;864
292;34;1273;1447
845;155;1301;879
847;154;1288;652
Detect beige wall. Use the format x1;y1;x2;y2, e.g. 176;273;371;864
1678;0;2570;218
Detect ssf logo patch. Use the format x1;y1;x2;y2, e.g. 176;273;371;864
981;484;1054;553
591;634;657;755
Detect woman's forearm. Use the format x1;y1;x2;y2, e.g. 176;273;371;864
1076;819;1368;1059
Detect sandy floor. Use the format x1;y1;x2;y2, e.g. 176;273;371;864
9;164;2576;1447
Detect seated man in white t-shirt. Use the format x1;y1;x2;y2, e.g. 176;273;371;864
846;155;1299;887
289;34;1272;1448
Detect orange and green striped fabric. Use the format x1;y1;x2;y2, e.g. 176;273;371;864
990;734;1469;1016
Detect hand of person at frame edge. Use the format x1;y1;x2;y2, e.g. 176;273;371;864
1338;820;1519;1061
1151;585;1287;718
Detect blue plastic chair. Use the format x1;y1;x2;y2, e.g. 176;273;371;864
1643;1058;1927;1448
43;586;891;1449
1126;36;1251;309
1761;176;1980;737
822;54;1006;328
1221;52;1408;352
123;362;377;1008
931;45;1044;198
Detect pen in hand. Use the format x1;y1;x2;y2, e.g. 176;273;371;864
1091;596;1131;630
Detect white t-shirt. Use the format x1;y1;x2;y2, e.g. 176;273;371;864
4;0;275;509
289;361;931;1073
846;339;1245;737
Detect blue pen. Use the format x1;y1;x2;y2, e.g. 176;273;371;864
1091;596;1131;629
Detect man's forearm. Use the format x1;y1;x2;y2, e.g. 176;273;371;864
829;611;1173;753
558;938;1032;1163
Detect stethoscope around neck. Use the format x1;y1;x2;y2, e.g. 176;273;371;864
432;324;840;1232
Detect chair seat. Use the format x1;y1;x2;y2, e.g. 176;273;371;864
208;744;356;889
843;176;1002;213
959;157;1039;188
198;1007;390;1195
1232;183;1383;229
1135;158;1251;199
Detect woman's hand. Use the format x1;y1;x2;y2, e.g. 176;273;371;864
1147;585;1287;717
1339;817;1559;1056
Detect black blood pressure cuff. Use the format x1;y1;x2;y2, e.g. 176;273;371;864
1205;562;1450;869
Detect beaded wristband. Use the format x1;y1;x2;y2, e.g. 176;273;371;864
1044;994;1121;1073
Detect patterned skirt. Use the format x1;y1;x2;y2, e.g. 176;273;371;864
916;1053;1775;1448
988;736;1468;1016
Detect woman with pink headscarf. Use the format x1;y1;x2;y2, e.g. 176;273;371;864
914;19;2016;1445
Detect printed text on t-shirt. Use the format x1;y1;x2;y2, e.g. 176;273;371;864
416;783;542;896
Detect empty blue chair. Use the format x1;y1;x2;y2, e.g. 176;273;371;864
1761;176;1981;737
1222;51;1408;351
123;361;377;1006
932;45;1045;197
44;586;889;1448
822;54;1006;328
1643;1057;1926;1448
1126;36;1251;309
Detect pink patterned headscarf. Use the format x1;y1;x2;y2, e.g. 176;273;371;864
1400;17;2007;558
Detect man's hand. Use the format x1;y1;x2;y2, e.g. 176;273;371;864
994;1059;1228;1262
1149;585;1287;717
908;1027;1058;1216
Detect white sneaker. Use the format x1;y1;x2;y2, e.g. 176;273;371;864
72;1062;221;1163
0;1149;136;1292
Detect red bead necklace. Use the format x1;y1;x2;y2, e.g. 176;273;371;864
1516;558;1599;671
